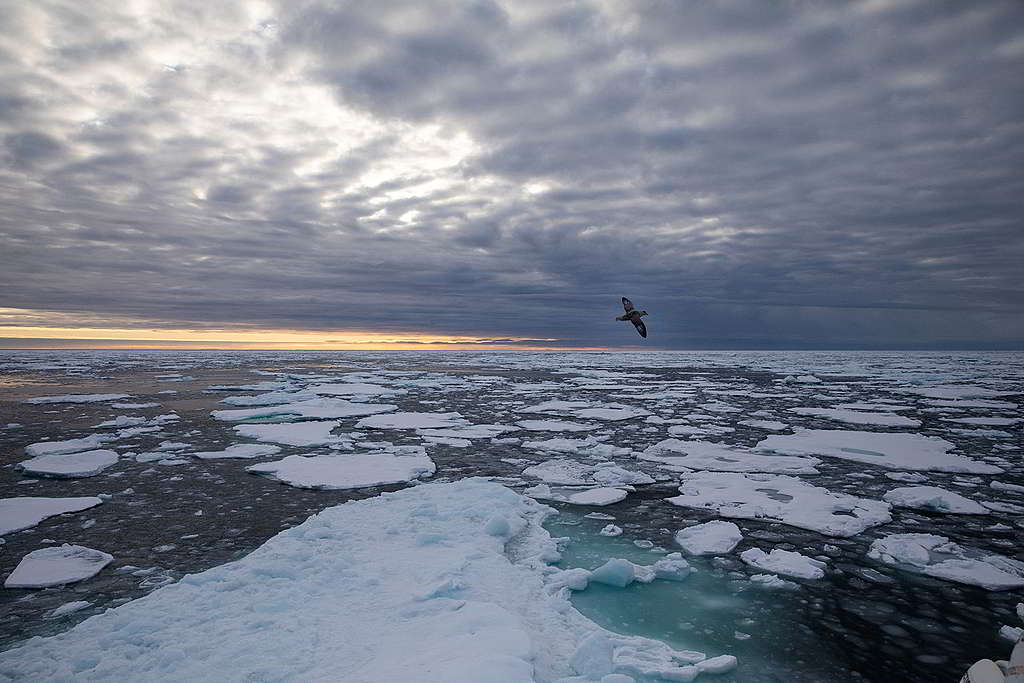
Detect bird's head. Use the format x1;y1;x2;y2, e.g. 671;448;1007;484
639;311;648;317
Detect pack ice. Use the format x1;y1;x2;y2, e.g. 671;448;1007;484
0;497;104;535
18;450;119;478
246;448;436;490
4;545;113;588
868;534;1024;591
0;480;733;682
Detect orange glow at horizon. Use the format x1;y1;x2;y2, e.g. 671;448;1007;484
0;325;610;351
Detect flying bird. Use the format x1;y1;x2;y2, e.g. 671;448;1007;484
616;297;649;338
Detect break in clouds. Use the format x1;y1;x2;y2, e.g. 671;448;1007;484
1;0;1023;348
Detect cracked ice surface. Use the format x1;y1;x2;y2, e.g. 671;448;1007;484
667;472;892;537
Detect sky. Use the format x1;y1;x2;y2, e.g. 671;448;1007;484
1;0;1022;350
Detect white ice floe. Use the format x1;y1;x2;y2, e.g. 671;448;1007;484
867;533;1024;591
943;416;1021;426
24;435;113;457
191;444;283;460
219;391;316;406
247;450;435;490
525;485;629;506
737;419;790;431
748;574;799;590
18;450;119;478
308;383;406;397
788;407;921;427
522;437;631;458
25;394;131;404
571;406;651;421
600;525;623;537
233;421;346;447
46;601;92;618
639;439;820;475
356;412;469;430
110;402;160;409
516;420;599;432
213;398;397;421
588;555;692;588
674;521;743;555
667;424;736;438
899;385;1015;400
667;472;892;537
0;479;727;682
4;544;113;588
416;424;515;440
882;486;988;514
739;549;826;580
755;429;1001;473
991;481;1024;494
0;497;104;536
522;458;654;487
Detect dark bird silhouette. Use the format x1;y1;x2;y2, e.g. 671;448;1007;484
616;297;648;338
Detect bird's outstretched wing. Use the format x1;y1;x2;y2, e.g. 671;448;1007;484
632;318;647;338
622;297;635;313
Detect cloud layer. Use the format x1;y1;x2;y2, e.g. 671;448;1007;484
2;0;1022;348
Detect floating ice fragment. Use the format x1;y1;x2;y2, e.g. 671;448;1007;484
24;435;113;457
192;444;282;460
640;439;819;475
739;548;826;579
674;521;743;555
5;544;113;588
18;450;119;478
25;394;130;404
246;451;436;490
868;533;1024;590
0;497;104;535
356;412;468;430
882;486;988;514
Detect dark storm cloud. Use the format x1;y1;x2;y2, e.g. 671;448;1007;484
0;0;1022;348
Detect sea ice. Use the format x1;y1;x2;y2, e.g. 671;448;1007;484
309;382;405;396
356;412;469;430
667;472;892;537
755;429;1001;473
868;533;1024;590
517;420;600;432
417;424;514;439
18;450;119;478
213;398;397;421
0;497;104;535
234;421;347;447
639;439;820;475
4;545;113;588
527;485;630;506
788;407;921;427
523;437;631;458
737;419;790;431
25;394;130;404
944;417;1021;426
191;444;283;460
739;548;826;579
24;435;113;457
748;574;799;590
523;459;654;487
0;479;722;682
246;451;435;489
674;521;743;555
882;486;988;514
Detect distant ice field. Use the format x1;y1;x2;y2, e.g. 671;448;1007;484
0;350;1022;683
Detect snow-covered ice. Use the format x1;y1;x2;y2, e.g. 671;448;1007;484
667;472;892;537
25;394;131;404
213;398;397;421
18;450;119;478
639;439;820;475
4;545;113;588
674;521;743;555
868;534;1024;591
24;435;113;457
526;485;629;506
233;421;346;447
246;450;436;489
739;548;826;580
788;407;921;427
0;497;104;535
356;411;469;430
517;420;600;432
882;486;989;514
522;459;654;487
755;429;1001;473
191;444;283;460
0;479;724;682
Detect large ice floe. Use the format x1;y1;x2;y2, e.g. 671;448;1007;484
0;496;104;535
191;444;283;460
638;439;820;475
24;394;131;404
0;480;733;682
516;400;651;422
788;407;921;427
867;533;1024;591
246;447;436;490
522;459;655;487
517;420;600;433
18;450;119;478
355;411;469;430
24;434;113;457
212;398;397;421
674;521;743;556
4;545;114;589
667;472;892;537
755;429;1001;473
233;421;347;447
739;548;826;580
881;486;989;514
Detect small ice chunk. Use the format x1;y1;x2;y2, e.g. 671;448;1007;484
599;525;623;537
517;420;599;432
5;544;113;588
696;655;738;674
749;573;799;590
589;559;637;588
740;548;826;579
674;521;743;555
355;412;468;430
46;600;92;618
25;394;130;404
999;625;1023;642
568;489;628;506
192;444;282;460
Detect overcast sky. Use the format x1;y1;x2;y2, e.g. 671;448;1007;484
2;0;1022;349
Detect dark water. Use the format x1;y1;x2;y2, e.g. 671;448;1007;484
0;350;1021;682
